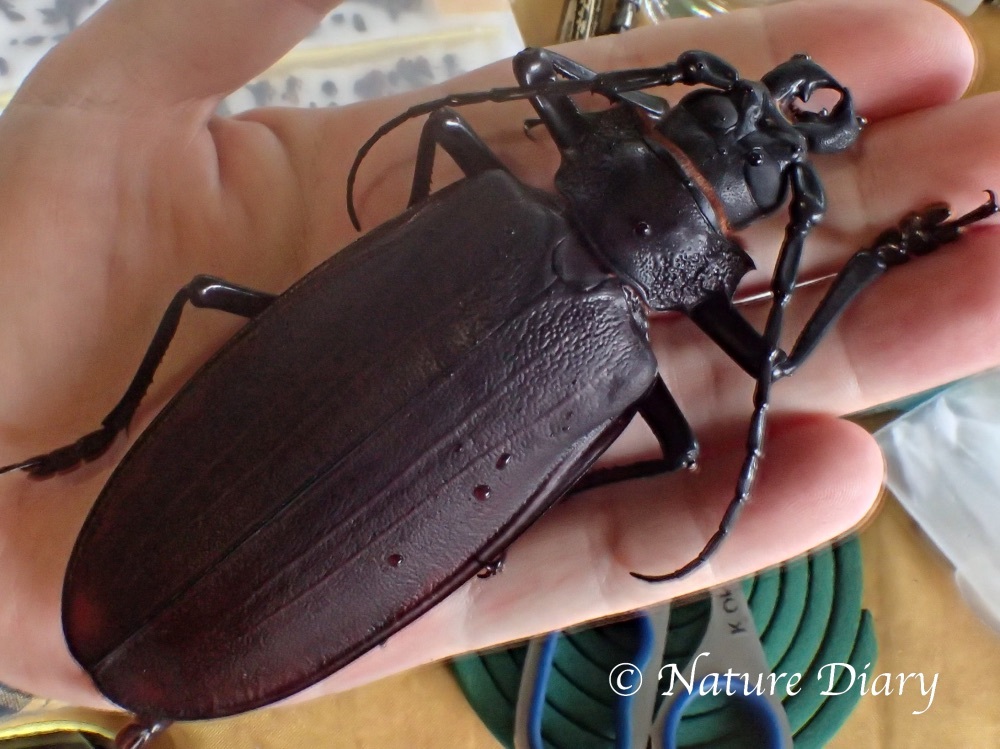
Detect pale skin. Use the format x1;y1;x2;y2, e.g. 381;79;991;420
0;0;998;712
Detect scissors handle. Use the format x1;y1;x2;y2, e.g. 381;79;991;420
651;585;793;749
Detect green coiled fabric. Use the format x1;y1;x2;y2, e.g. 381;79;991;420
452;538;875;749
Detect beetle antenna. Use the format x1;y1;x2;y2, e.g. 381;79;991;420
630;363;774;582
633;165;824;582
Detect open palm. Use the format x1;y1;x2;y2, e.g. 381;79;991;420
1;0;998;712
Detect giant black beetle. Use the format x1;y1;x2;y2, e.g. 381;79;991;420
0;46;995;747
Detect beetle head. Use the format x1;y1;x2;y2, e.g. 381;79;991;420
653;55;862;228
761;55;864;154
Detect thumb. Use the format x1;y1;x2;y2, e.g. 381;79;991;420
15;0;341;110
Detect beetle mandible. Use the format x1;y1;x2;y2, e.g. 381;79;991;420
0;47;995;745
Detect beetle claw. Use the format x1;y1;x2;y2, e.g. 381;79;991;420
870;192;998;265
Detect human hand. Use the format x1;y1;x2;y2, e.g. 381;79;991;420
0;0;996;712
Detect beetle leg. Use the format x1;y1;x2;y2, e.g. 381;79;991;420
407;107;507;208
511;48;589;149
689;163;826;378
776;190;999;378
0;275;275;478
638;189;998;582
638;376;699;472
571;376;698;494
696;191;998;381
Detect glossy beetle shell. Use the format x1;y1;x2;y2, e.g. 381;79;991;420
62;170;658;719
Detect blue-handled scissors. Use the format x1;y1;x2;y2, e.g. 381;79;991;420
648;585;792;749
514;584;792;749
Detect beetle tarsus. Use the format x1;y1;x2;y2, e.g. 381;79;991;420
0;276;276;482
876;192;998;264
0;426;118;478
773;190;998;382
